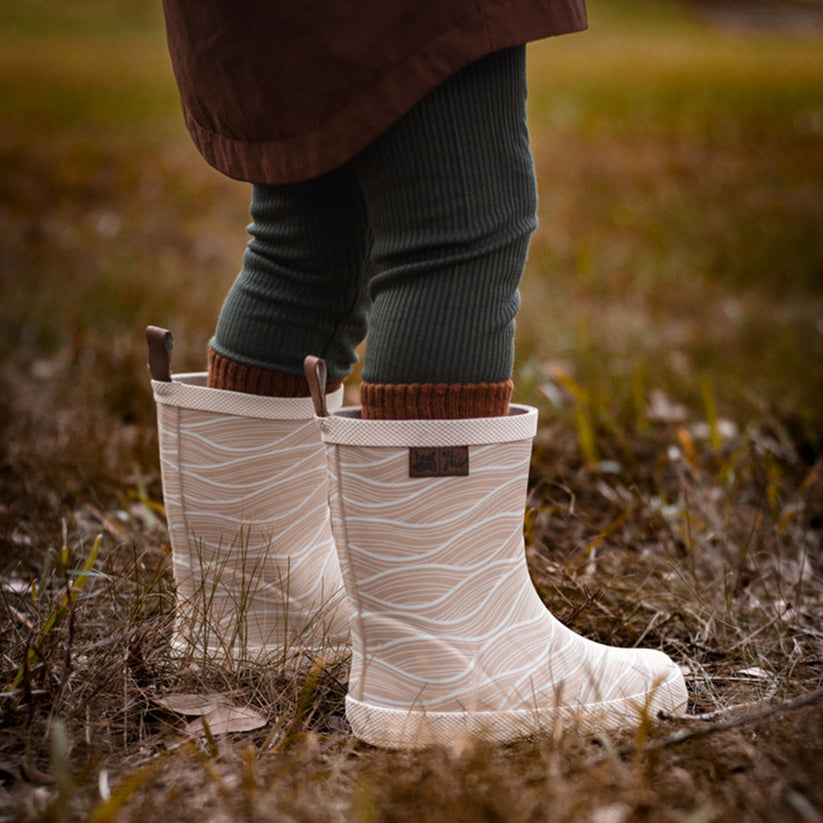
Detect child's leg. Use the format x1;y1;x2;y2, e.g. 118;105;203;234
352;46;537;417
210;163;371;392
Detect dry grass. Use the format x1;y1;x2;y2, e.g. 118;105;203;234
1;0;822;820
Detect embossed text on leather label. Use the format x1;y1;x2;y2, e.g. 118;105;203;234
409;446;469;477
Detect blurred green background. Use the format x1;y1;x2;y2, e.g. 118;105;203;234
1;0;821;460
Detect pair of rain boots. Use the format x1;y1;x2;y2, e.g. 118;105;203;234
148;329;687;748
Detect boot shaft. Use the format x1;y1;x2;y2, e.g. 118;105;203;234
152;370;349;655
318;405;540;708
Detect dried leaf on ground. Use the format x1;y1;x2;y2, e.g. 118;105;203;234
182;703;268;736
156;692;268;735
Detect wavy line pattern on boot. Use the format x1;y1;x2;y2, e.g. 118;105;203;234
153;374;350;659
322;406;687;748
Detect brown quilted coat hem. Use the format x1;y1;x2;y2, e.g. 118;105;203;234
173;6;588;184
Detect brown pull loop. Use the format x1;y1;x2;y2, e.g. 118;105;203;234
146;326;174;382
303;355;329;417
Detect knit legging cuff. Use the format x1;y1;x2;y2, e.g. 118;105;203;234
360;381;513;420
208;348;343;397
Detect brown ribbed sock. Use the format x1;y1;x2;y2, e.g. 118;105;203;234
208;348;343;397
360;381;513;420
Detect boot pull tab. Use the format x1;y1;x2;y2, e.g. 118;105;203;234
146;326;174;382
303;355;329;417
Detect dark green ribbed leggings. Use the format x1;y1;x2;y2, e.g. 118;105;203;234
211;46;537;385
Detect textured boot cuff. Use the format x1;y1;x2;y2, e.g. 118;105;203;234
208;348;343;397
360;380;513;420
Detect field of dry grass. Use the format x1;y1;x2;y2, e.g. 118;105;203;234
1;1;822;820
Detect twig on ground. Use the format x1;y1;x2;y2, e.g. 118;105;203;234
588;687;823;765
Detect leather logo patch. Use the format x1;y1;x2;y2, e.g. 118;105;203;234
409;446;469;477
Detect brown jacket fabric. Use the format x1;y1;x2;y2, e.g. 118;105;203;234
161;1;588;184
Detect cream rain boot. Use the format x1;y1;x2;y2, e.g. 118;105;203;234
305;358;687;748
146;327;350;660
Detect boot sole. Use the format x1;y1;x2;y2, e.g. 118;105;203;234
346;668;688;749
